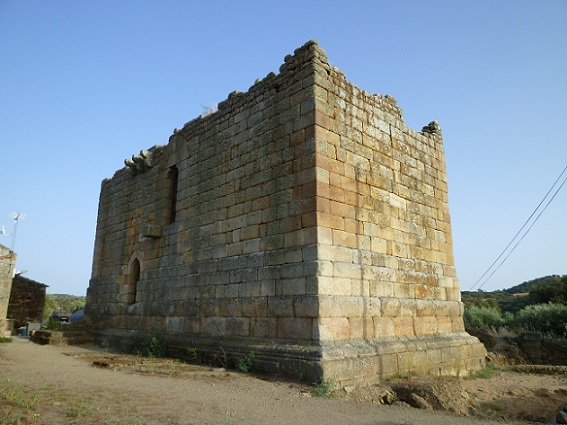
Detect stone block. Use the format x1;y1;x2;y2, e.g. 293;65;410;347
381;298;401;317
184;318;201;333
318;277;352;296
218;298;242;317
166;316;185;334
316;212;345;230
393;317;414;337
333;262;362;279
326;296;378;319
277;278;306;296
293;295;319;318
251;317;277;338
332;229;358;248
203;317;226;336
373;317;395;338
436;316;453;333
317;244;353;262
240;297;267;317
226;317;250;336
413;316;437;336
349;317;374;339
267;297;294;317
278;317;313;340
317;317;350;340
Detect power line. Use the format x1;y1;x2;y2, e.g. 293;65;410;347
469;165;567;291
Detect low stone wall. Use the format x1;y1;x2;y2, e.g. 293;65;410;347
30;330;94;346
468;328;567;366
520;332;567;366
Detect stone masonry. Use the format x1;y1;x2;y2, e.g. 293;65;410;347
86;41;486;385
0;244;16;336
8;274;48;328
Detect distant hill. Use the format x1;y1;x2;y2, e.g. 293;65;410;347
503;275;563;294
461;274;567;314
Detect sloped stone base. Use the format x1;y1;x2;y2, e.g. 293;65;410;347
93;329;485;386
319;333;487;386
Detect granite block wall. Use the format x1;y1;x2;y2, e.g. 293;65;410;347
0;244;16;336
8;275;47;328
86;41;485;385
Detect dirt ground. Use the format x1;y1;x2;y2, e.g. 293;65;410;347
1;337;566;425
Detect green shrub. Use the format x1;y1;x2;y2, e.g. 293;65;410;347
44;316;63;331
236;352;255;373
123;332;168;358
464;306;505;330
512;303;567;337
146;334;167;358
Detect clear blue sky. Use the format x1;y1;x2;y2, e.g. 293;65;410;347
1;1;565;296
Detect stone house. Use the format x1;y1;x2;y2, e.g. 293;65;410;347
85;41;485;385
8;274;48;328
0;244;17;336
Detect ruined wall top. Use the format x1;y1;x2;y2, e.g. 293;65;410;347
114;40;439;180
173;40;408;134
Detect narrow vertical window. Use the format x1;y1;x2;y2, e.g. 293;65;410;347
168;166;179;224
125;258;140;305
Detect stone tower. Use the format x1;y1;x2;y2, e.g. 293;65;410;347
86;41;485;385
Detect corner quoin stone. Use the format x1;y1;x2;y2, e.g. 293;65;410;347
85;40;486;386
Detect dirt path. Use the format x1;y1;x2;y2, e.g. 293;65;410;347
0;337;557;424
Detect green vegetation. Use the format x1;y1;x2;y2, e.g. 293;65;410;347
42;294;86;321
0;337;12;343
123;332;168;358
236;352;255;373
504;275;566;298
513;303;567;338
188;347;202;364
464;303;567;338
43;316;63;331
464;306;511;331
462;275;566;313
0;380;96;424
466;363;499;380
146;333;168;358
462;275;567;338
312;378;336;398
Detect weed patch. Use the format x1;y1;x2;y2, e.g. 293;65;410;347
236;352;255;373
0;379;98;424
467;363;500;380
123;332;168;358
312;379;336;398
